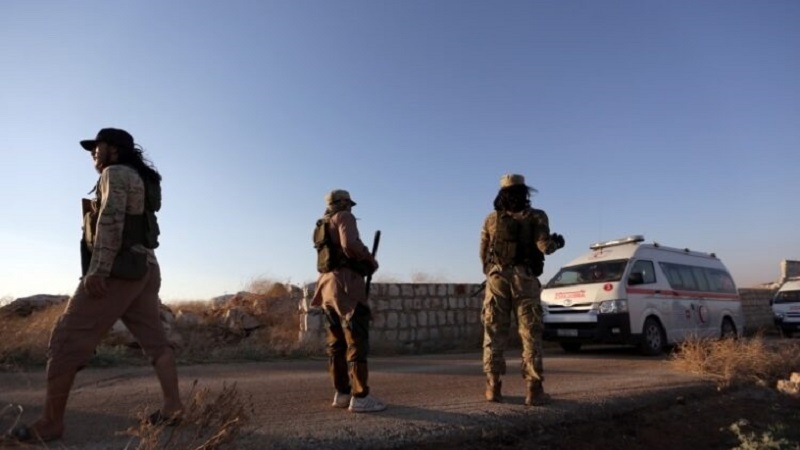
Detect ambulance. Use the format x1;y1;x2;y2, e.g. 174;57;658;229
772;278;800;338
541;235;743;355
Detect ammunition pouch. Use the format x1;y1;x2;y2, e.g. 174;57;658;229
109;247;149;280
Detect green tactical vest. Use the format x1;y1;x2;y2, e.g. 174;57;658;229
491;211;545;275
313;216;371;275
314;216;345;273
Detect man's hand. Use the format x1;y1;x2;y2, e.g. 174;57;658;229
368;257;379;275
83;274;108;297
551;233;566;249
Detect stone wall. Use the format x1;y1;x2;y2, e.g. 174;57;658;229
739;288;776;333
300;283;484;353
299;283;779;353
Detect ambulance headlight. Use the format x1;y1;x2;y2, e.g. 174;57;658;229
598;300;628;314
774;311;785;320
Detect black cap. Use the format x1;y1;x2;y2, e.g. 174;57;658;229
80;128;135;151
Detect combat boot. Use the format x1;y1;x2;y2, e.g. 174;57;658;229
525;381;551;406
485;373;502;403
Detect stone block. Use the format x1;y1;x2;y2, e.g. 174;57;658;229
418;311;428;327
417;328;429;341
398;329;410;341
387;312;399;329
390;298;403;310
375;299;390;312
373;312;386;329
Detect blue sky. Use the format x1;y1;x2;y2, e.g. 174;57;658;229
1;1;798;302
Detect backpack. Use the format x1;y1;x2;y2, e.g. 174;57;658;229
314;217;341;273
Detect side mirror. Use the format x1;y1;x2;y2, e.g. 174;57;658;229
628;272;645;286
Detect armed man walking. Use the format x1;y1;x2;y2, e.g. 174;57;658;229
479;174;565;406
311;189;386;413
8;128;183;443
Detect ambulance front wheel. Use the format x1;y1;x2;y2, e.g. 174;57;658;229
639;317;666;356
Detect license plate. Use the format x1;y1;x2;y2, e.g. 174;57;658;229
557;329;578;337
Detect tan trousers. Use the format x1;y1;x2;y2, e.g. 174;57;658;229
46;264;171;379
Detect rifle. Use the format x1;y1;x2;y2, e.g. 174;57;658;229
80;198;93;277
471;280;487;297
365;230;381;298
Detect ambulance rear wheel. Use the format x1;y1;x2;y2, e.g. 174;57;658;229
559;342;582;353
720;318;737;339
640;317;665;356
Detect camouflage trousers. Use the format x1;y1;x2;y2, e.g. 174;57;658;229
482;265;544;382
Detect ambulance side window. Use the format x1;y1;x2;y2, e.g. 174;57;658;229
629;260;656;285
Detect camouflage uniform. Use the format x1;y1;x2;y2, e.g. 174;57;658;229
480;209;552;382
479;174;561;405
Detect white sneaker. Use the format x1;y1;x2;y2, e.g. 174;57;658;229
348;394;387;413
332;391;351;408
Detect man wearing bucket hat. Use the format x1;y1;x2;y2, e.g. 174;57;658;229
311;189;385;413
479;174;565;406
7;128;183;443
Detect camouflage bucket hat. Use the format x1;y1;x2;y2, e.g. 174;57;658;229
499;173;527;188
325;189;356;206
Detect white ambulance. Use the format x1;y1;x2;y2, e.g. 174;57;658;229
541;235;743;355
772;278;800;337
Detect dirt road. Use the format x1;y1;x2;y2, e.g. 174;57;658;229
0;348;714;449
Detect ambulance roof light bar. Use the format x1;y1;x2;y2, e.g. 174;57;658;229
590;235;645;250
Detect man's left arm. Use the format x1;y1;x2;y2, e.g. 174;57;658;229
337;212;373;262
87;167;128;278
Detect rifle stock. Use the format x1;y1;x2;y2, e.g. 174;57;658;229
365;230;381;298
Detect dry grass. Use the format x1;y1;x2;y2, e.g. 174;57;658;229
0;304;65;368
125;380;254;450
671;334;800;389
0;277;318;370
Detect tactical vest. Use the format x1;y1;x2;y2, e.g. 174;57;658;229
490;211;545;275
313;216;347;273
81;174;161;279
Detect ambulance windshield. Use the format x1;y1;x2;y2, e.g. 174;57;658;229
546;259;628;288
774;290;800;304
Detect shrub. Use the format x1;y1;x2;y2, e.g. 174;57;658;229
671;334;800;389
